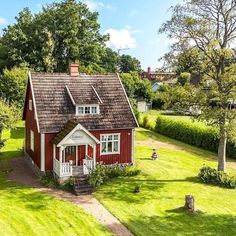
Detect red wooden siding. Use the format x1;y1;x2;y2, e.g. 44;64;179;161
44;128;133;171
24;84;41;168
91;129;132;165
44;133;56;170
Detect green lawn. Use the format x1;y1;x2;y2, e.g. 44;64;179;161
140;110;207;130
94;128;236;236
0;122;112;236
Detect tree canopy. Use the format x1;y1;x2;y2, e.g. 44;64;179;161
119;54;142;73
160;0;236;171
0;0;108;72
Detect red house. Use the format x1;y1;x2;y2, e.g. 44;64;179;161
23;64;138;181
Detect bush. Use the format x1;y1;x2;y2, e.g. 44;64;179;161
198;166;236;189
142;115;151;129
89;164;141;187
155;116;236;158
40;173;74;192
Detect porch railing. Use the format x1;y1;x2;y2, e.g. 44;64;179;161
53;158;72;177
83;156;94;175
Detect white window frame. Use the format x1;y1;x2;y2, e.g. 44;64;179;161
30;130;34;151
76;104;100;115
29;99;33;111
100;133;120;155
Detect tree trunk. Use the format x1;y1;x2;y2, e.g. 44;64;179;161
218;125;227;171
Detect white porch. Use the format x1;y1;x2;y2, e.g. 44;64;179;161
52;123;100;178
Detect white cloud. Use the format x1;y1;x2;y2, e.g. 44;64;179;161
129;9;138;17
84;0;113;11
0;17;7;25
104;27;137;50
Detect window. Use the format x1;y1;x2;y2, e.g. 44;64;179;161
29;99;32;111
78;107;84;114
85;106;90;114
30;130;34;151
91;106;97;114
76;105;99;115
101;134;120;155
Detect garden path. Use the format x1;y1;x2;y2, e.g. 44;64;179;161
8;157;133;236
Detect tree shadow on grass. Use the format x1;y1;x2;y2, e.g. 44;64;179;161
97;175;200;204
3;185;54;211
97;179;166;204
125;212;236;236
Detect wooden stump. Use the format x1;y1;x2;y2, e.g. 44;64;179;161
185;195;194;212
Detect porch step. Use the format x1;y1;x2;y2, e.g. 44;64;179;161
74;175;93;196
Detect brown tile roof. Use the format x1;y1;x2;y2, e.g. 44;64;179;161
66;85;100;105
29;72;138;133
53;120;77;145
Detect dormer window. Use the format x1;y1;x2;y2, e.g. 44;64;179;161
76;105;99;115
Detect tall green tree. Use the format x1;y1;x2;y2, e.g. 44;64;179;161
160;0;236;171
120;71;153;100
0;0;108;72
0;67;28;107
119;54;141;73
0;100;19;148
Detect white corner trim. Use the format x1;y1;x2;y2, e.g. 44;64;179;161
131;129;135;165
40;133;45;172
92;85;103;104
29;72;40;133
116;73;139;127
65;85;76;106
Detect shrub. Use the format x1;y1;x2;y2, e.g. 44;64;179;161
40;172;60;188
198;166;236;189
142;115;151;129
155;116;236;158
89;164;141;187
40;173;74;192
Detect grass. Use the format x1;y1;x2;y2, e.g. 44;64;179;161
94;127;236;236
140;110;208;130
0;122;112;236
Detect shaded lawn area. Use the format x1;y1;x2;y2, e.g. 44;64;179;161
0;122;112;236
94;128;236;236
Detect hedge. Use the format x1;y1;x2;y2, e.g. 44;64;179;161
154;116;236;159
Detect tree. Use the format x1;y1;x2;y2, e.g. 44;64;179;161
0;67;28;107
120;71;153;100
177;72;191;86
0;100;19;148
119;54;141;73
160;0;236;171
0;0;108;72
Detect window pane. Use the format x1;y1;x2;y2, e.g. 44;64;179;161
85;107;90;114
113;135;118;140
92;106;97;114
78;107;84;114
101;135;107;141
101;142;106;153
113;141;118;152
107;142;112;152
108;135;112;141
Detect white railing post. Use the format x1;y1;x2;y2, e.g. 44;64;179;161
59;146;62;177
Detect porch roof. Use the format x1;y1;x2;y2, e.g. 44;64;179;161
52;120;99;146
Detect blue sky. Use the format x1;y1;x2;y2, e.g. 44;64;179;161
0;0;181;70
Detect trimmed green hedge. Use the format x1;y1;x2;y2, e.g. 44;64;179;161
154;116;236;158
